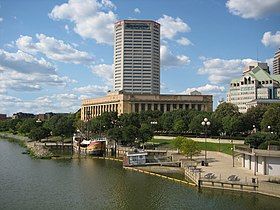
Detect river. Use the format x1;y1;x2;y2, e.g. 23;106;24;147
0;140;279;210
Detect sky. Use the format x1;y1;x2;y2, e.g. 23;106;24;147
0;0;280;116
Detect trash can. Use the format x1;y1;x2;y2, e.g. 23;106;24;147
201;161;205;166
252;178;256;184
205;162;209;166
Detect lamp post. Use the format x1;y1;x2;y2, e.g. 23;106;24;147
86;110;90;140
252;125;256;133
231;139;234;167
268;125;272;133
201;118;211;165
150;121;158;132
150;121;158;150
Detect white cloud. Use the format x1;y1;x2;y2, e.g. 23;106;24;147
198;58;257;84
0;49;56;74
182;84;225;94
16;34;94;64
49;0;117;45
266;57;274;69
261;31;280;48
134;8;141;14
176;37;193;46
226;0;280;19
90;64;113;83
0;93;81;115
101;0;116;10
0;17;3;22
160;45;190;68
73;84;109;96
157;15;190;40
65;24;70;33
0;49;75;93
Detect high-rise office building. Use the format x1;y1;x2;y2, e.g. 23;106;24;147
114;20;160;94
227;63;280;113
273;48;280;75
81;19;213;120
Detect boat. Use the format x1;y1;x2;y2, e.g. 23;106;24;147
73;133;106;156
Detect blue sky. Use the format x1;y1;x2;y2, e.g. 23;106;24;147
0;0;280;115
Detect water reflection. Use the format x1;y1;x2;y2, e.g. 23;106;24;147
0;140;279;210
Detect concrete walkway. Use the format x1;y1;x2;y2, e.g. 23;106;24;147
154;135;245;144
175;151;280;198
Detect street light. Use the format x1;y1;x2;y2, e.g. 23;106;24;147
201;118;211;165
150;121;158;132
268;125;272;133
252;125;256;133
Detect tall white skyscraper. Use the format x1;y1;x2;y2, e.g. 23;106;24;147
113;20;160;94
273;48;280;75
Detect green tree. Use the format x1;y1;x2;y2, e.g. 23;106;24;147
122;125;139;145
107;127;123;143
245;132;269;148
172;136;185;151
160;112;174;132
18;118;38;134
240;105;267;132
138;123;153;146
119;113;140;128
214;102;240;121
222;115;242;136
29;127;50;141
261;103;280;134
180;139;201;159
173;119;186;133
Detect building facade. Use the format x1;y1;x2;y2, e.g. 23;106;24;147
114;20;160;94
81;91;213;120
0;114;7;121
273;48;280;75
227;63;280;113
235;146;280;176
12;112;35;119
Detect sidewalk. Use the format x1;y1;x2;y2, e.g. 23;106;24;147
177;151;280;198
154;135;245;144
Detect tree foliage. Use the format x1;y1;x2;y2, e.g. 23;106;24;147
261;103;280;134
180;139;201;159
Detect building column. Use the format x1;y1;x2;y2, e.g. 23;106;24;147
170;104;173;112
145;103;148;111
195;104;198;110
263;157;266;175
151;103;154;111
164;104;167;112
249;155;251;170
201;105;205;111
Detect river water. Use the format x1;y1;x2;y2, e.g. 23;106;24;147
0;140;279;210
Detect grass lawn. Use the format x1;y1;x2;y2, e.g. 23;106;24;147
149;138;233;155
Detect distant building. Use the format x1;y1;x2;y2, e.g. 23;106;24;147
190;90;201;95
12;112;35;119
273;48;280;75
81;91;213;120
0;114;7;121
227;63;280;113
36;112;56;121
114;20;160;94
81;19;213;120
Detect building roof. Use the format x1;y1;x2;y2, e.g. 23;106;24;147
231;65;280;83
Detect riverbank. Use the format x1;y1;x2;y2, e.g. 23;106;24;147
0;133;53;159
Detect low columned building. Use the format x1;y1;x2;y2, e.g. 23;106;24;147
235;145;280;176
81;91;213;121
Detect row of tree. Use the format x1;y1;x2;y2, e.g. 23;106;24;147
0;114;76;141
0;102;279;148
